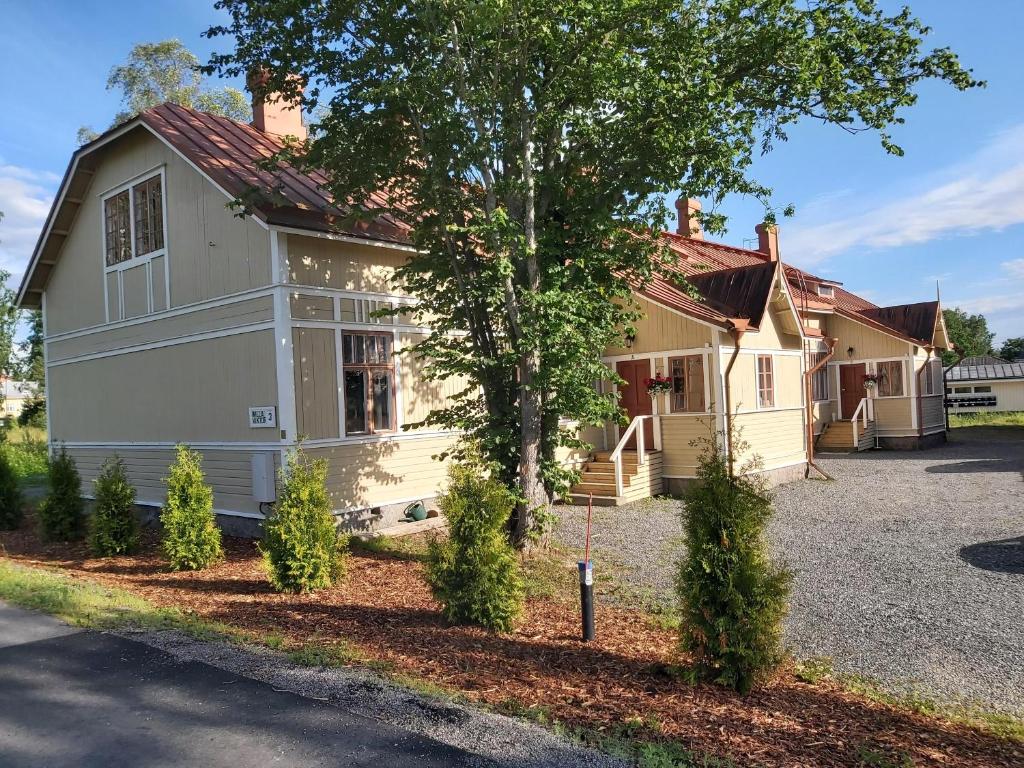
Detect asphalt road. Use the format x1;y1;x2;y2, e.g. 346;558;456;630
0;602;482;768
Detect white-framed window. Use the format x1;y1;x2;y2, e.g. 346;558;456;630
810;349;830;401
876;360;904;397
341;332;396;434
816;284;835;298
101;168;169;321
757;354;775;408
974;385;992;393
669;354;705;412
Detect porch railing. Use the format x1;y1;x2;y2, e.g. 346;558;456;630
608;415;662;497
850;397;869;431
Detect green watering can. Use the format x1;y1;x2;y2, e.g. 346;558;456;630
402;501;428;522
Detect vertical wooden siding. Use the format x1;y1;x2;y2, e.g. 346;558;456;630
292;327;340;440
44;129;272;336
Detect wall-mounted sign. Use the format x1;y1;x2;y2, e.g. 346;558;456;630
248;406;277;428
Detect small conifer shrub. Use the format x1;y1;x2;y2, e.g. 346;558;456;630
0;449;24;530
38;445;85;542
676;429;792;694
88;457;139;556
425;461;524;632
160;445;224;571
262;449;348;593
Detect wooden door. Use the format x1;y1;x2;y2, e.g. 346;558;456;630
616;360;654;449
839;363;866;419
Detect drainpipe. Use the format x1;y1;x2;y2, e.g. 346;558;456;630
916;345;935;440
723;319;749;479
941;343;965;432
804;336;838;480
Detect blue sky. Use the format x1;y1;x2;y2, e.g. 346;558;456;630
1;1;1022;344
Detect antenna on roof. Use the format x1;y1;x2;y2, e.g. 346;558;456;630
936;280;941;303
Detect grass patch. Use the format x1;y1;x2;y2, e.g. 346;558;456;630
350;533;431;561
0;559;231;640
521;544;579;602
949;411;1024;428
792;655;1024;742
287;638;365;668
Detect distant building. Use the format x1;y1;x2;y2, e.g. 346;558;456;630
1;379;39;422
946;360;1024;413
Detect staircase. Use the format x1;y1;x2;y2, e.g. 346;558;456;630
816;418;876;452
569;450;664;506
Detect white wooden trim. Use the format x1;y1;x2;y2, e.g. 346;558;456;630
271;225;420;254
602;345;710;365
42;291;52;456
392;327;404;432
292;319;437;334
271;233;298;443
334;327;346;439
716;346;804;357
286;283;420;306
45;286;276;343
46;321;275;367
56;429;457;451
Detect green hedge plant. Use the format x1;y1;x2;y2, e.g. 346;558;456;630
0;449;24;530
676;429;792;694
160;445;223;571
88;457;138;556
262;449;347;593
38;446;85;542
425;461;524;632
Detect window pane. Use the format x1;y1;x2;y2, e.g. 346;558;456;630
104;191;131;266
685;355;704;412
670;357;685;412
757;355;774;408
879;361;904;397
974;385;992;393
133;176;164;256
344;370;367;433
372;372;393;430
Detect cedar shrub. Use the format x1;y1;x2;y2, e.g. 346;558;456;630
89;457;139;556
160;445;223;571
38;445;86;542
677;430;792;694
425;460;525;632
0;448;24;530
262;448;348;593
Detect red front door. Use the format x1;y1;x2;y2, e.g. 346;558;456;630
616;360;654;449
839;363;866;419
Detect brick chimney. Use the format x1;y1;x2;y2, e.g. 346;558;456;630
755;223;779;262
248;71;307;141
675;197;703;240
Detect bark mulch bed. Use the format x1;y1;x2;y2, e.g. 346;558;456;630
1;521;1019;768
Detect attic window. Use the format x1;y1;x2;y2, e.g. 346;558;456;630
102;171;166;267
816;284;835;298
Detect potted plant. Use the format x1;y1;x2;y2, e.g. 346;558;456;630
862;373;880;389
644;372;672;397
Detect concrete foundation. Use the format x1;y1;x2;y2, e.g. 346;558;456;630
876;431;947;451
664;462;808;496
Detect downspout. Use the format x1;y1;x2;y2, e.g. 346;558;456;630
916;345;935;439
723;319;749;479
941;343;966;432
804;336;838;480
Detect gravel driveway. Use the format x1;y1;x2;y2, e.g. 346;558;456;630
554;426;1024;715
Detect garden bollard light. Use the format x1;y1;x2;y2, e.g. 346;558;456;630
579;559;595;642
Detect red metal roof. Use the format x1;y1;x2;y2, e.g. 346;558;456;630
140;103;412;244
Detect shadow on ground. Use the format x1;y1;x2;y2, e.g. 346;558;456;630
959;536;1024;575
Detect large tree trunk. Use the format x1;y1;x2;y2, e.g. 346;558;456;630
514;348;547;547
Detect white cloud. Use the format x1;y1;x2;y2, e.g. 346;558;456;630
0;163;57;282
785;124;1024;264
1002;258;1024;279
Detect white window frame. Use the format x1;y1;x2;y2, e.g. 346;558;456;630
873;358;907;399
756;354;775;409
101;166;170;322
816;284;835;298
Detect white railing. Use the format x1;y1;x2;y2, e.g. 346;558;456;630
608;415;662;496
850;397;869;431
